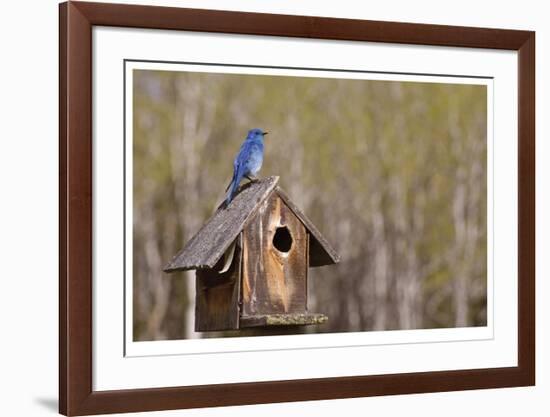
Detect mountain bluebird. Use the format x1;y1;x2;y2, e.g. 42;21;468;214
225;128;268;205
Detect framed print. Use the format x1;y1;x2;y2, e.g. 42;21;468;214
59;1;535;415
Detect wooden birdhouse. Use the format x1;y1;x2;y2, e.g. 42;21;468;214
163;176;340;331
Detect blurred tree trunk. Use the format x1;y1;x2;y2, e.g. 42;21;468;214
391;176;423;329
168;76;217;338
449;104;486;327
370;190;389;330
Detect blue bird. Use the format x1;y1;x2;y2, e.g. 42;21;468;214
225;128;268;205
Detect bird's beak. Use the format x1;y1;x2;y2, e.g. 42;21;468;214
263;132;269;136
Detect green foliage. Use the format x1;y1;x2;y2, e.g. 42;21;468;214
132;69;487;340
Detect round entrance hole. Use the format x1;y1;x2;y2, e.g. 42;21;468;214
273;226;293;253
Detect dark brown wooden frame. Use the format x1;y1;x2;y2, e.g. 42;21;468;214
59;1;535;415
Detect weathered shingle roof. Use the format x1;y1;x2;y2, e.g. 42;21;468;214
164;176;339;272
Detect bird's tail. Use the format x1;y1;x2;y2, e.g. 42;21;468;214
224;176;233;193
226;168;241;206
226;179;239;206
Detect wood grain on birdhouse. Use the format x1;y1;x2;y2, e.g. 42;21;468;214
241;193;308;317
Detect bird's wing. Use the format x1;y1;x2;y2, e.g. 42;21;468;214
225;141;248;191
225;140;252;192
235;140;253;167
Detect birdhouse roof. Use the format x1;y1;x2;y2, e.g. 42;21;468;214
164;176;340;272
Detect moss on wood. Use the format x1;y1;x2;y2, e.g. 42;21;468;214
240;313;328;328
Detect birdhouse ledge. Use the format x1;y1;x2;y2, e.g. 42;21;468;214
240;313;328;328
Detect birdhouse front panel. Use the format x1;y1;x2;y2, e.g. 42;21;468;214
241;192;308;317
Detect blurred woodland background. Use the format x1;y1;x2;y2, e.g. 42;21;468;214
132;69;487;341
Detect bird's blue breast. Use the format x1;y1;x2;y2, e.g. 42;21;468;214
235;139;263;176
244;141;263;175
